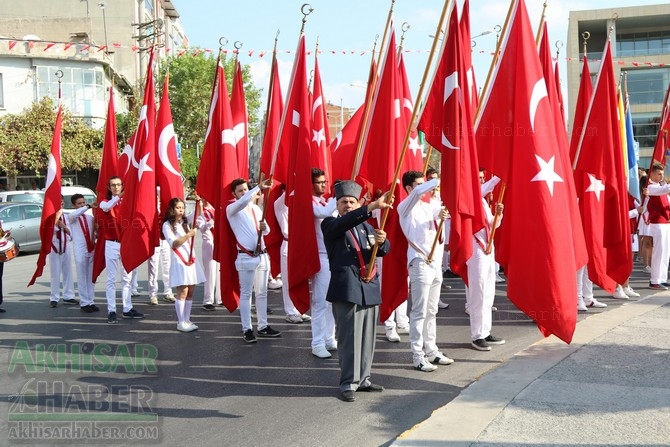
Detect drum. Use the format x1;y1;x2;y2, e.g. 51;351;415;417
0;237;19;262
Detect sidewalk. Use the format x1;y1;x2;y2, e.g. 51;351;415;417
393;293;670;446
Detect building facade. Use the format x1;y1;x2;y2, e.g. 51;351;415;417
567;4;670;168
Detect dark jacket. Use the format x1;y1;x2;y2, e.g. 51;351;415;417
321;205;390;306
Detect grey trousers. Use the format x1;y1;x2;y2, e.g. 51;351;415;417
331;301;378;392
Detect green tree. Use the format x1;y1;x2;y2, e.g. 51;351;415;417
0;97;103;177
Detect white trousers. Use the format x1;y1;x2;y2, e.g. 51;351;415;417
408;258;442;363
236;252;269;331
279;240;300;315
310;253;335;348
200;239;220;305
74;251;95;306
49;249;74;301
576;266;593;303
466;242;495;341
105;240;133;313
650;223;670;284
148;240;172;296
384;300;409;329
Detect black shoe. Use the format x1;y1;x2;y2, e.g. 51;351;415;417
257;326;281;337
471;338;491;351
266;307;273;314
485;334;506;345
243;329;257;343
122;308;145;319
649;282;668;290
358;383;384;392
63;298;79;305
90;304;100;312
107;312;117;324
50;301;58;308
340;390;356;402
662;282;670;288
80;305;95;313
0;307;6;313
203;304;216;311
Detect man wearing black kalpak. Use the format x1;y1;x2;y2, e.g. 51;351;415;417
321;180;392;403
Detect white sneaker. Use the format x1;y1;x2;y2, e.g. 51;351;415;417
426;352;454;365
623;286;640;297
643;265;652;273
396;326;410;335
285;314;303;324
587;299;607;308
491;306;498;312
414;360;438;372
385;327;400;342
186;321;199;331
149;296;158;305
131;290;140;297
495;274;505;283
464;307;470;315
438;300;449;309
312;346;332;359
177;322;195;332
163;293;176;303
612;285;629;300
300;314;312;322
577;299;588;311
268;278;283;289
325;341;338;351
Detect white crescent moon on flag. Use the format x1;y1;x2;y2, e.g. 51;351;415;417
530;79;548;133
44;154;58;190
312;95;323;118
233;122;246;145
157;123;181;177
331;132;342;152
442;71;460;150
131;105;148;168
120;143;134;176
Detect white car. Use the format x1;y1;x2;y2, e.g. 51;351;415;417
0;190;45;204
61;186;97;211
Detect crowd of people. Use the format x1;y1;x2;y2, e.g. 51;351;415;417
0;163;661;402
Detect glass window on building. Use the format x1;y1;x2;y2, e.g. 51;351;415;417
35;65;105;116
631;112;660;150
617;30;670;57
624;68;670;105
144;0;154;15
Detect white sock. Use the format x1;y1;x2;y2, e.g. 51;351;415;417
184;300;192;322
175;300;186;324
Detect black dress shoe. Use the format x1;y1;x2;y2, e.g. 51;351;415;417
358;383;384;392
340;390;356;402
0;307;6;313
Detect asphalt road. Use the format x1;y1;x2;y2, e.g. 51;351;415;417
0;246;655;447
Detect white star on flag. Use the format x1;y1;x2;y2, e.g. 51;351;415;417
585;173;606;202
531;154;563;196
312;128;325;146
137;152;153;182
408;135;422;157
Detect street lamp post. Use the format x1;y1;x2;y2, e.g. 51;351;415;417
98;2;109;53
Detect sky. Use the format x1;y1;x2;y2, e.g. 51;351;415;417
173;0;668;115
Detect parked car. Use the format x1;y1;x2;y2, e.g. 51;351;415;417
0;202;43;253
0;190;45;204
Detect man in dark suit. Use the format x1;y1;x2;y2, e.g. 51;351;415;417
321;180;392;402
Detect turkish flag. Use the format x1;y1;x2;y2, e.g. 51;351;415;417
398;52;423;172
119;50;158;273
417;2;485;283
93;89;120;282
156;73;184;219
231;60;250;179
572;41;631;287
354;29;411;323
538;23;588;270
651;83;670;165
258;55;284;278
29;105;63;286
310;55;332;182
459;0;478;115
196;57;240;312
474;0;578;343
285;34;320;313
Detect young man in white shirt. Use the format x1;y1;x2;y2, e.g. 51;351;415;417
66;194;98;313
227;178;281;343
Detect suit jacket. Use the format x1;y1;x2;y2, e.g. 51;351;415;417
321;205;390;306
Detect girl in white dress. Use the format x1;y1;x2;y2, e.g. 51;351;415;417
162;198;206;332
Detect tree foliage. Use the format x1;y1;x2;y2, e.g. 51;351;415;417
0;97;104;176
